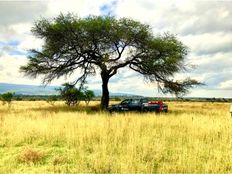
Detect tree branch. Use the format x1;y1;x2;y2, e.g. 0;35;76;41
108;42;128;62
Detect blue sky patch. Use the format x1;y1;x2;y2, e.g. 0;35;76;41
100;0;118;16
7;40;20;47
0;39;28;57
9;50;26;56
0;40;20;48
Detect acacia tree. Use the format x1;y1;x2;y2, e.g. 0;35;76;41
20;14;200;109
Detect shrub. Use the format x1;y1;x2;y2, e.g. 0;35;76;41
83;89;95;106
46;95;58;106
58;83;84;106
1;92;14;106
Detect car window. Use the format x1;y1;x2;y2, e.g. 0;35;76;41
121;99;130;105
131;99;140;104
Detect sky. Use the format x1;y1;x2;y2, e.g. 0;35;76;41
0;0;232;97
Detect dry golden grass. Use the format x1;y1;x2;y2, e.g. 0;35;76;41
0;101;231;173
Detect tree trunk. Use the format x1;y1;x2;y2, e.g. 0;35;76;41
100;73;110;110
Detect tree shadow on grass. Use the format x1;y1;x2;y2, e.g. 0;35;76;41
30;104;102;114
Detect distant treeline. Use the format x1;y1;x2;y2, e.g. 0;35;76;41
109;96;232;103
147;97;232;103
13;94;98;101
13;95;117;101
12;94;232;103
13;95;62;101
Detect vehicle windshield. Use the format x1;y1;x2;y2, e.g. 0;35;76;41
121;99;130;105
131;99;140;104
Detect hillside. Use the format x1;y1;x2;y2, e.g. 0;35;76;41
0;83;139;97
0;83;58;95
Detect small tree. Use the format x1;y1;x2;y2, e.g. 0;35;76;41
83;89;95;106
58;83;84;106
1;92;14;106
46;95;58;106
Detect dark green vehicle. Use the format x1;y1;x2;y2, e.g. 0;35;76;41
108;98;168;113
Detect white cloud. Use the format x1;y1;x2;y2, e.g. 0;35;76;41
187;88;232;98
0;54;34;84
0;1;47;26
46;0;115;17
218;80;232;90
181;32;232;56
109;74;158;96
18;34;44;51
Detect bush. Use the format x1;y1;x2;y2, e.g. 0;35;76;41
1;92;14;106
46;95;58;106
58;83;84;106
15;96;23;101
83;89;95;106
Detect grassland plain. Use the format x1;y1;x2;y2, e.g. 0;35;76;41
0;101;231;173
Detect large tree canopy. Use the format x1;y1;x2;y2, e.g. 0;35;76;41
20;14;200;109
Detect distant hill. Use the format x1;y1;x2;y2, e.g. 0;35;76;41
0;83;140;97
0;83;59;95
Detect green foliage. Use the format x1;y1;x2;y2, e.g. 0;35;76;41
58;84;95;106
58;83;84;106
15;96;23;101
162;78;202;97
83;88;95;106
46;95;58;106
1;92;14;106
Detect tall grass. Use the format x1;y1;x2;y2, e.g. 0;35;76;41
0;101;231;173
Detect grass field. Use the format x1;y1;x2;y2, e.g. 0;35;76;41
0;101;231;173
